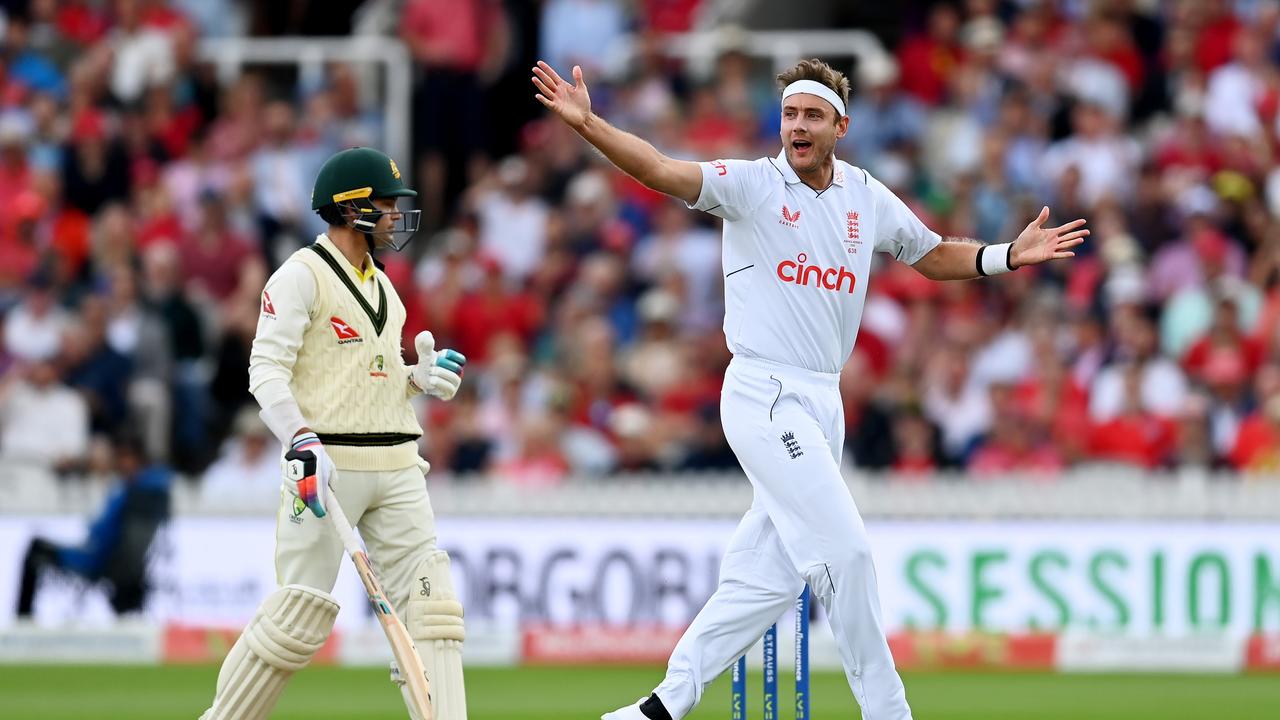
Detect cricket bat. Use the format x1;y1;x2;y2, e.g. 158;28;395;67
326;489;433;719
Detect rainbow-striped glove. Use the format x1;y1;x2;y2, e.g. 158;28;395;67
283;432;336;518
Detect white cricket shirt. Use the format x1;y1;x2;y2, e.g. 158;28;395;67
689;151;941;374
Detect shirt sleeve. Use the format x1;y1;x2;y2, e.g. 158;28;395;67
248;261;316;411
686;158;768;221
868;172;941;265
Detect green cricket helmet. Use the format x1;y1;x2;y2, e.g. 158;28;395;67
311;147;421;251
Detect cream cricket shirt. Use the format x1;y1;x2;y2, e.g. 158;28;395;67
249;234;422;471
689;151;941;374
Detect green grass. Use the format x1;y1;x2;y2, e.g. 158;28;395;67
1;665;1277;719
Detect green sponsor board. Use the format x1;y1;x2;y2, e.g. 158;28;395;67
876;521;1280;636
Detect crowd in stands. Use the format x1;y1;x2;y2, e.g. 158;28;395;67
1;0;1278;491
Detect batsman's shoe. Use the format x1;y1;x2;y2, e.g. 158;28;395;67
604;693;674;720
601;698;649;720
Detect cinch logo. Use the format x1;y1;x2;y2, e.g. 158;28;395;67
330;316;363;344
776;253;857;294
779;205;801;228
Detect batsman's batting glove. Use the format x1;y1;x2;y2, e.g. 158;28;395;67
411;330;467;401
283;431;335;518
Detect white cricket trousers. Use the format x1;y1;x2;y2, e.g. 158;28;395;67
654;356;910;720
275;459;436;615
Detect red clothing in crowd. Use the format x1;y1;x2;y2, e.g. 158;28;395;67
1182;336;1264;383
1094;43;1145;91
1087;413;1176;468
968;443;1065;475
400;0;500;71
449;287;542;363
893;454;938;476
1014;376;1090;454
897;33;962;106
180;231;255;300
1230;414;1280;471
641;0;702;33
1194;11;1241;73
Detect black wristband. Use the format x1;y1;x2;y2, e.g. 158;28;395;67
975;245;988;277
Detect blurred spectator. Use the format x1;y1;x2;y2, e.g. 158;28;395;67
924;343;991;464
5;15;68;101
1159;240;1263;360
450;255;542;364
540;0;629;78
619;288;684;400
1170;392;1219;470
845;55;927;173
1;1;1278;489
0;356;89;471
250;101;311;266
1090;309;1187;421
1182;297;1265;383
62;297;132;433
678;404;738;471
181;192;261;302
207;288;261;439
62;109;132;214
15;433;170;617
140;243;207;470
201;406;276;502
967;379;1070;474
1087;362;1176;469
402;0;507;227
896;2;963;106
495;411;571;486
109;0;182;104
890;409;941;476
1203;28;1271;139
632;201;720;331
474;156;549;283
1146;197;1247;304
1040;99;1141;207
1230;387;1280;473
4;271;70;362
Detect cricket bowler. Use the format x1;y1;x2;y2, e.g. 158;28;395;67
200;147;469;720
532;58;1088;720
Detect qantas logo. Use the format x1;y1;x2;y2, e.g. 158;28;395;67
776;253;857;294
779;205;801;228
330;316;363;344
261;291;276;317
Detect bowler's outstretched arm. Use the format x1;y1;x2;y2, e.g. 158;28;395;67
532;61;703;205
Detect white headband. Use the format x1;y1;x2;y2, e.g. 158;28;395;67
782;80;846;117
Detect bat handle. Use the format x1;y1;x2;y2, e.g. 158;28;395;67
325;485;364;558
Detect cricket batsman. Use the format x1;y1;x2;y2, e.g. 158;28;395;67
532;59;1088;720
200;147;469;720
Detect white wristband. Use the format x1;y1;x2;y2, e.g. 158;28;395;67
977;242;1015;276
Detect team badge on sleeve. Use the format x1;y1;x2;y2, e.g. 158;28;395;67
261;291;276;317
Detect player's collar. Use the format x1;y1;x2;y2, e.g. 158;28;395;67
317;234;378;282
772;150;846;189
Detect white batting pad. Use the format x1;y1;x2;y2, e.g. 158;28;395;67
200;584;340;720
398;551;468;720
